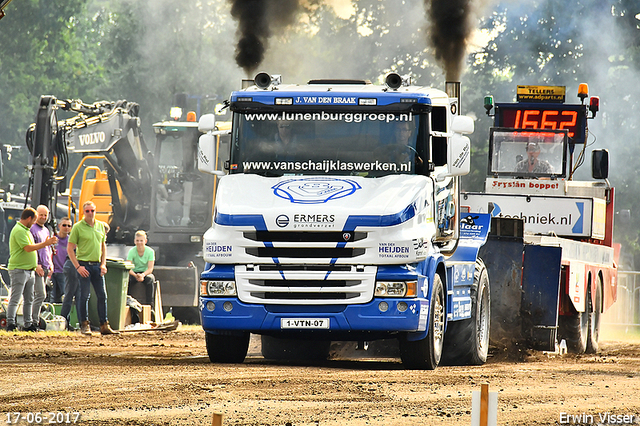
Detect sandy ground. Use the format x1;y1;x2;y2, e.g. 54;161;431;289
0;324;639;426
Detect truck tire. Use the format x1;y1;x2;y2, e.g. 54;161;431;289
399;273;445;370
205;332;250;363
261;335;330;361
558;298;588;354
441;259;491;365
586;276;603;354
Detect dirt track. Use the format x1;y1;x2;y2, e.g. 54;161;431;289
1;325;639;426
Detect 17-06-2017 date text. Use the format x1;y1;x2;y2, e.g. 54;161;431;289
5;412;80;424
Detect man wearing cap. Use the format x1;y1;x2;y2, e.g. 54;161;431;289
515;141;553;174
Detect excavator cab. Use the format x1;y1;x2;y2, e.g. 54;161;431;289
150;119;230;265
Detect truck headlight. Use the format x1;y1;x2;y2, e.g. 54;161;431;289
200;280;237;296
374;281;417;297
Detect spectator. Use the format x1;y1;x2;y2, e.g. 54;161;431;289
6;208;57;332
126;230;156;314
67;201;119;335
30;205;55;329
56;218;82;331
50;218;72;303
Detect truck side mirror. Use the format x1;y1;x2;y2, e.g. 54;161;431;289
436;115;473;180
197;133;225;176
443;134;471;178
198;114;216;133
198;114;227;176
592;149;609;180
450;115;474;135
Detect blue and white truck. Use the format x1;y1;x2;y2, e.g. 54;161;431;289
196;73;491;369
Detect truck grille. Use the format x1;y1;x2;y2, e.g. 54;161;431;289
244;231;367;243
235;265;376;305
245;247;365;258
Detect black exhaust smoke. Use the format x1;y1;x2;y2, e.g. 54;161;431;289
228;0;303;75
425;0;475;81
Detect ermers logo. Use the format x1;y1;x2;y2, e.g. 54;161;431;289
275;214;290;228
272;177;361;204
78;131;107;146
292;213;335;229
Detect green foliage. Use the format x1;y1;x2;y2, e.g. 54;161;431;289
468;0;640;265
0;0;102;187
91;0;243;131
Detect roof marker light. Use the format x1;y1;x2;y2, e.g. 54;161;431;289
589;96;599;118
484;95;494;115
170;107;182;121
359;98;377;106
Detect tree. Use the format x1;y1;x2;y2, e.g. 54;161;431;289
468;0;640;265
91;0;244;132
0;0;101;189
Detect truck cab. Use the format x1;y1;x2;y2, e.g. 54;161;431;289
197;74;489;369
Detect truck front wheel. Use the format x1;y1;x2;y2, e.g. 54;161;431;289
399;273;445;370
441;259;491;365
205;332;250;363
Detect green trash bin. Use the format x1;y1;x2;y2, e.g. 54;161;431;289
88;259;132;330
53;303;79;329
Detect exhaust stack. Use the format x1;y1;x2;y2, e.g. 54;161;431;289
445;81;461;115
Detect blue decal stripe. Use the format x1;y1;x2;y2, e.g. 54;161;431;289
215;213;267;230
335;203;417;250
214;214;275;256
343;202;416;230
572;202;584;234
232;91;433;106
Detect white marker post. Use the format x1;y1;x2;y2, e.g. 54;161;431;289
471;383;498;426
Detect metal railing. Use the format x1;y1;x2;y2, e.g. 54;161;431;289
603;270;640;327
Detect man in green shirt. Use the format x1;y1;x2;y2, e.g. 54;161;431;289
6;207;58;332
68;201;118;335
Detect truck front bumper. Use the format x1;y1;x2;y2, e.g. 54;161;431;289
200;297;429;335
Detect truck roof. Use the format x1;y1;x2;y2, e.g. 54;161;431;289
232;83;450;107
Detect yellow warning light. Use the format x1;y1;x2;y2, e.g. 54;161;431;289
578;83;589;102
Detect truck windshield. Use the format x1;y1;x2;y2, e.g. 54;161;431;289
489;128;567;178
229;111;426;177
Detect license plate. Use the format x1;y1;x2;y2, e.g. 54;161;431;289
280;318;330;329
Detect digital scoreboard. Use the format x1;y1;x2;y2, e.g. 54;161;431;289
495;103;588;144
